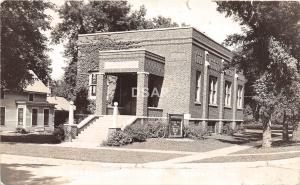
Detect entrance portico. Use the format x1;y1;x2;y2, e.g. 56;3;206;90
96;49;165;117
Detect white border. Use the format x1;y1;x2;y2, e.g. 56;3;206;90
16;105;26;127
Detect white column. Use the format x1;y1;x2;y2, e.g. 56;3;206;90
112;102;119;128
218;59;225;134
201;51;210;128
68;101;74;125
232;70;238;129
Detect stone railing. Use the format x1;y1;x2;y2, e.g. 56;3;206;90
107;106;125;115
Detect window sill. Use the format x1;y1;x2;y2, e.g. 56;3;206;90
194;101;201;105
224;106;232;109
209;104;218;107
237;108;244;110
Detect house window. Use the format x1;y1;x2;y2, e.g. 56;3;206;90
17;108;24;126
32;108;38;126
209;76;218;105
237;85;243;109
224;81;232;107
0;88;4;99
0;107;5;125
29;94;34;101
44;109;49;126
89;73;98;98
195;71;201;102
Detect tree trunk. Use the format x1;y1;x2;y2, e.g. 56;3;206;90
262;120;272;148
282;111;289;142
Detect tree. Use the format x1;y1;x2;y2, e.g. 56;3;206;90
254;38;300;146
216;1;300;147
1;0;53;90
52;1;181;100
128;6;180;29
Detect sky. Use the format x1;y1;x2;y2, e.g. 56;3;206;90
47;0;242;80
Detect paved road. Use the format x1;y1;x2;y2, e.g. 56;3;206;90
1;154;300;185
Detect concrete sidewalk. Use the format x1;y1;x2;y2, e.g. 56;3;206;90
145;144;253;166
2;154;300;185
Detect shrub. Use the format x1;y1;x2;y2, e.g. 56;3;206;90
124;125;147;142
53;124;65;142
144;120;168;138
104;130;133;146
183;124;206;139
221;124;235;135
124;119;168;139
15;127;28;134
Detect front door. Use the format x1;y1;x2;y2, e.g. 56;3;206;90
17;105;26;126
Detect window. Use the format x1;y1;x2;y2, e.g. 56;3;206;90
195;71;201;102
224;81;232;107
32;108;38;126
44;109;49;126
17;108;24;126
89;73;98;98
0;107;5;125
237;85;243;109
209;76;218;105
29;94;34;101
0;88;4;99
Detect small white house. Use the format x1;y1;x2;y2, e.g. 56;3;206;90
0;71;55;132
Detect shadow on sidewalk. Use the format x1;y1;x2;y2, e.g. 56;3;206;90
1;163;68;185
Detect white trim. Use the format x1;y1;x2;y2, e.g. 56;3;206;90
195;71;201;103
31;107;38;127
224;81;232;107
43;108;50;126
88;72;98;99
137;72;150;75
0;106;6;126
237;85;244;109
16;105;26;127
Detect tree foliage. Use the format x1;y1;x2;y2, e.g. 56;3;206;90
217;1;300;93
216;1;300;145
1;0;53;90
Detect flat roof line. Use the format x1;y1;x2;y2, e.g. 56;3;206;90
78;26;231;53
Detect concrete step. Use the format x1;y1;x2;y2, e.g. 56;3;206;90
72;115;136;145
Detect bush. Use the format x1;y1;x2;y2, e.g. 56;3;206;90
124;125;147;142
124;119;168;139
144;120;168;138
183;124;206;139
104;130;133;146
15;127;28;134
221;124;235;135
53;124;65;142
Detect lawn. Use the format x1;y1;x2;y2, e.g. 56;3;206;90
233;140;300;154
0;143;184;164
190;152;300;163
119;138;234;152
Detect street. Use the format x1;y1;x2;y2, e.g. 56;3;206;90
1;154;300;185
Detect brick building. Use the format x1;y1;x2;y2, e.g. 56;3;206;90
77;27;246;132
